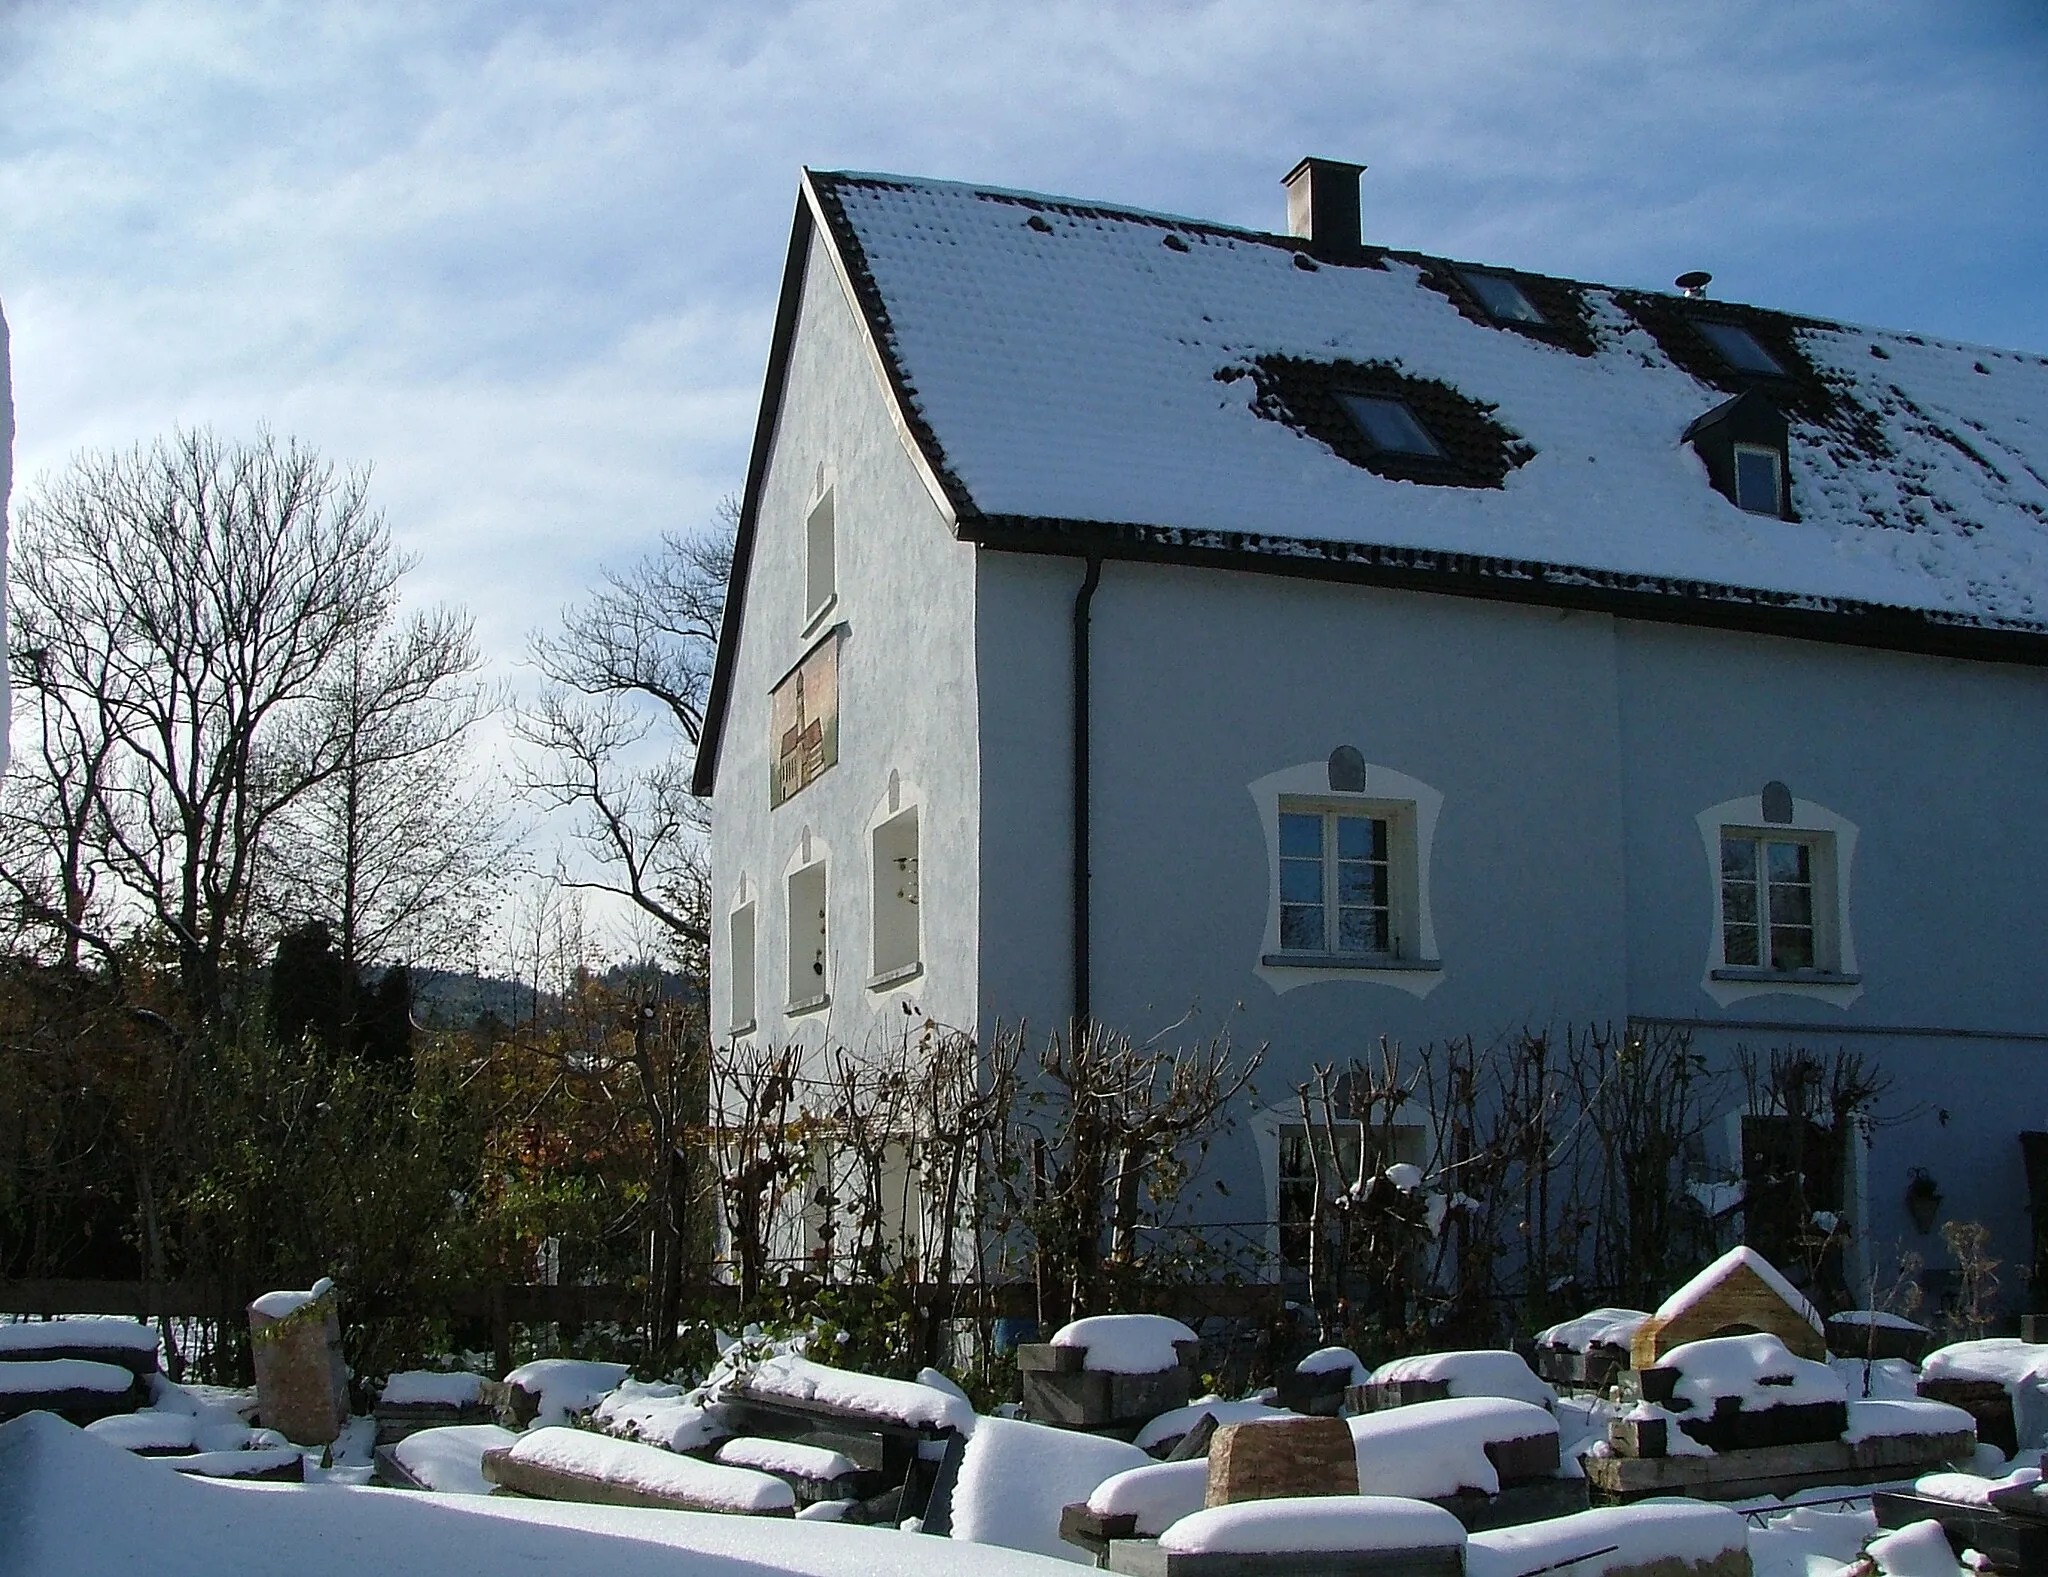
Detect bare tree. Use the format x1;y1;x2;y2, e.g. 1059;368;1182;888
514;513;732;970
262;614;511;974
6;430;415;1019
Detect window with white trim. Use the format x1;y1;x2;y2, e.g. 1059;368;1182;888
1272;796;1422;963
728;901;757;1032
869;807;920;985
1717;828;1837;973
786;860;829;1012
1732;444;1783;515
804;488;836;626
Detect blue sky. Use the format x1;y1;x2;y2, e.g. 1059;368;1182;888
2;0;2043;669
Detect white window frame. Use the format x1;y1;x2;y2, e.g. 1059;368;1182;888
1696;794;1860;1008
785;857;831;1015
1251;760;1444;999
1275;798;1412;961
1731;443;1783;515
868;805;922;989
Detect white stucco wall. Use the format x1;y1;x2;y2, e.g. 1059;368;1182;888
0;299;13;778
707;225;980;1066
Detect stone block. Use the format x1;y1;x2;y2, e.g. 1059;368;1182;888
1918;1378;2018;1458
1272;1367;1350;1417
249;1284;348;1447
1343;1378;1452;1414
1105;1537;1462;1577
1018;1343;1194;1432
1204;1416;1357;1507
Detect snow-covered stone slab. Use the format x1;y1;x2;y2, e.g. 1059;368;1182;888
1637;1333;1846;1452
1362;1352;1556;1412
715;1435;865;1505
1349;1398;1560;1499
1022;1317;1199;1432
1052;1316;1202;1376
1136;1401;1291;1456
502;1358;630;1429
0;1318;160;1376
951;1414;1150;1561
1874;1489;2048;1574
0;1357;146;1424
1631;1247;1825;1369
1826;1310;1933;1363
85;1410;200;1455
375;1423;517;1493
1078;1458;1212;1542
1533;1310;1649;1391
373;1370;497;1444
1274;1349;1363;1416
161;1445;306;1481
1207;1416;1357;1505
729;1353;975;1436
1104;1496;1465;1577
591;1378;728;1451
482;1425;795;1514
1921;1338;2048;1454
1465;1501;1748;1577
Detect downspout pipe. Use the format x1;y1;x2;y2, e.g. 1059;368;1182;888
1072;555;1102;1031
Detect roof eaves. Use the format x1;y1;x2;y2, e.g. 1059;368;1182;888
960;513;2048;668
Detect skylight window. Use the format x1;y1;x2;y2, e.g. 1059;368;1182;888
1338;393;1442;458
1697;321;1786;377
1460;271;1546;325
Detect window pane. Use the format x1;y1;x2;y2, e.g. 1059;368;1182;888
1280;905;1324;951
1279;813;1323;859
1770;927;1815;971
1280;858;1323;904
1724;923;1760;967
1337;816;1387;860
1463;271;1545;324
1721;870;1758;928
1697;320;1786;376
1766;841;1810;883
1734;448;1782;514
1769;883;1813;927
1337;907;1389;954
1721;835;1756;882
1337;861;1385;907
1337;393;1443;458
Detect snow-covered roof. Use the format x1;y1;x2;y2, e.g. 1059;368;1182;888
818;170;2048;636
693;167;2048;796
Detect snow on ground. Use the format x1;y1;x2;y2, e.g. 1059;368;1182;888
0;1358;135;1395
1133;1398;1290;1451
503;1358;630;1427
1864;1518;1965;1576
389;1423;515;1495
379;1371;487;1408
1348;1397;1556;1498
1048;1314;1195;1375
0;1319;160;1358
738;1353;977;1435
0;1411;1083;1577
1534;1308;1649;1354
1654;1247;1823;1333
1368;1350;1557;1409
1747;1504;1880;1577
949;1414;1150;1562
1160;1496;1465;1555
1085;1457;1210;1535
508;1425;795;1513
1465;1500;1746;1577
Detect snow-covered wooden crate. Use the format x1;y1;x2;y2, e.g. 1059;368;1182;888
373;1371;497;1445
1629;1247;1825;1369
480;1426;796;1515
1020;1315;1200;1433
1103;1498;1467;1577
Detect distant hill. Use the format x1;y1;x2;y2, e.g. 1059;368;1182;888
408;964;700;1030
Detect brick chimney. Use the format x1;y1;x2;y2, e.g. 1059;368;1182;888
1283;157;1366;261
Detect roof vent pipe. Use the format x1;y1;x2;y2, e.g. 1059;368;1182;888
1283;157;1367;262
1676;270;1713;299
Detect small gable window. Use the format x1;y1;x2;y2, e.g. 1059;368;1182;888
1697;321;1786;378
1460;271;1546;325
1338;393;1442;458
1733;445;1783;515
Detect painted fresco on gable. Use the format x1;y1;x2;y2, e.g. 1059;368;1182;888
770;634;839;807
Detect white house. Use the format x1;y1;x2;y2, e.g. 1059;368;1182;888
694;161;2048;1304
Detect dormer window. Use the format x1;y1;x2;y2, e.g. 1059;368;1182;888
1683;390;1793;521
1696;321;1786;378
1338;393;1442;458
1733;444;1783;515
1460;271;1546;326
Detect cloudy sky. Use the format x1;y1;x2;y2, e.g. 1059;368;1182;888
3;0;2044;673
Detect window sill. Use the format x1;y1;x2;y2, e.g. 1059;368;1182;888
1262;952;1442;973
800;595;838;641
785;991;831;1016
1710;967;1861;986
726;1017;757;1037
867;961;923;991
